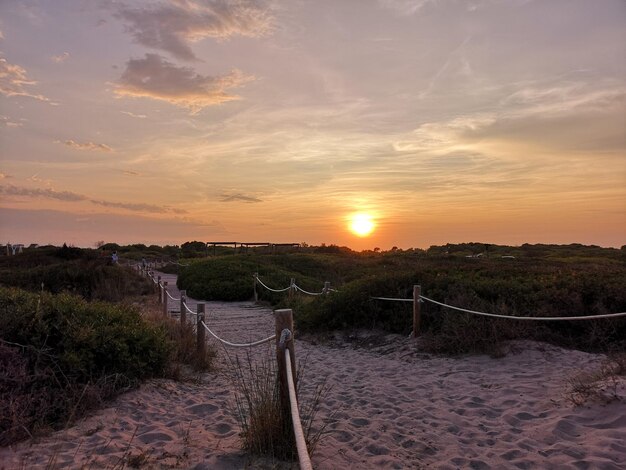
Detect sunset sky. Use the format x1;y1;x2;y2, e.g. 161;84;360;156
1;0;624;250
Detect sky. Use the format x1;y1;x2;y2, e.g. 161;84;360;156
0;0;624;250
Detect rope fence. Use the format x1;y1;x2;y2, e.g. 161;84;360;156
137;266;313;467
137;264;625;468
254;274;333;300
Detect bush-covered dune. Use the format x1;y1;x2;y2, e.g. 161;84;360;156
0;245;153;301
0;287;171;445
177;250;626;354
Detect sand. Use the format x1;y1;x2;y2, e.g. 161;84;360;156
1;290;625;469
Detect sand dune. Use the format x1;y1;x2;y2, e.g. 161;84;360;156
1;299;624;469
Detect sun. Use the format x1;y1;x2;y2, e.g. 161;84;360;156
349;213;376;237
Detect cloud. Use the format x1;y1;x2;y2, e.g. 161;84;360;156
0;184;86;202
55;139;114;152
121;111;147;118
0;115;23;127
51;52;70;63
114;53;252;112
220;193;262;203
0;57;50;101
115;0;273;60
122;170;141;176
0;183;181;214
0;172;11;179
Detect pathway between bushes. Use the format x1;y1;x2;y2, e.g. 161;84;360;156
1;271;624;469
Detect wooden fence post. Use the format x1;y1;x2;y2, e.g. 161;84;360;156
180;290;187;326
157;276;162;302
162;282;169;316
197;304;206;356
275;309;297;417
289;278;295;299
253;273;258;302
323;281;330;294
412;285;421;338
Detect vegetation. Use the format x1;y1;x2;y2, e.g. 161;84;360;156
0;245;215;446
0;287;170;445
0;244;153;301
175;244;626;355
231;350;329;460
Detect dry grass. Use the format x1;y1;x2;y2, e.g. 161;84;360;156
230;349;331;461
138;297;216;379
566;352;626;406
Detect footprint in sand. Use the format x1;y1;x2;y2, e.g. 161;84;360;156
187;403;219;416
350;417;370;427
213;423;233;435
138;431;175;444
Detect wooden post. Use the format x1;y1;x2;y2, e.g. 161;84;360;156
157;276;162;302
412;284;421;338
162;282;169;316
180;290;187;326
289;278;295;299
253;273;258;302
197;303;206;356
323;281;330;294
275;309;297;416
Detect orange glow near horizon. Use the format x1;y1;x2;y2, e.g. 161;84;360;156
349;213;376;237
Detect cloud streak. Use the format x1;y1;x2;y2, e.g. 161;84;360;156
56;139;114;152
0;57;50;102
115;0;273;60
0;184;183;214
114;53;252;112
220;193;262;203
51;52;70;63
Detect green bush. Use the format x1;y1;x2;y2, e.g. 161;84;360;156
177;255;326;302
0;287;170;444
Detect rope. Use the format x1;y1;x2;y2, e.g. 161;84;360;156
371;296;413;303
255;275;292;293
200;321;276;348
182;301;198;316
284;348;313;470
165;290;180;302
293;285;323;296
420;295;626;321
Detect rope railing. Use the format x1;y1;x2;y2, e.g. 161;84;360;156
370;296;413;303
165;290;180;302
371;289;626;327
183;301;198;316
293;285;324;296
254;274;333;296
255;275;292;293
200;320;276;348
420;295;626;321
285;346;313;470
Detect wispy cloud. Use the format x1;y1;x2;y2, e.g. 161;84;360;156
115;0;274;60
55;139;114;152
0;57;50;102
51;52;70;63
220;193;262;203
0;115;23;127
114;53;252;112
121;111;147;119
0;183;182;214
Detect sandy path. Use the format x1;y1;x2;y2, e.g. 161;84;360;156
1;274;624;469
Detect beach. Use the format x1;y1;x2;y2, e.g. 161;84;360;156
1;300;624;469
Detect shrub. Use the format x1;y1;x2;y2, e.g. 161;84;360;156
0;287;171;444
